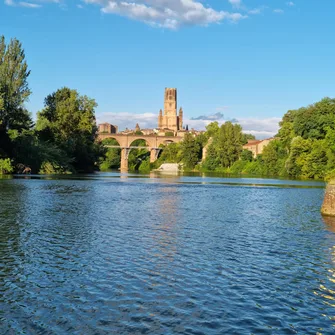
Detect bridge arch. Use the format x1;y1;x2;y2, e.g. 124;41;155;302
100;136;122;147
162;140;176;145
129;138;150;148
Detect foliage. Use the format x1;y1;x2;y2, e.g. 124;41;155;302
138;158;151;173
127;139;149;171
0;158;13;174
0;36;32;132
205;121;220;138
241;149;253;162
37;87;102;173
155;143;181;164
261;140;287;176
99;138;120;171
0;36;32;162
216;97;335;180
202;122;243;170
242;133;256;144
180;133;201;170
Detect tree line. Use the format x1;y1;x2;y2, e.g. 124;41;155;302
2;35;335;180
119;98;335;180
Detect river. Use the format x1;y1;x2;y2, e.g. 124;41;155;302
0;172;334;334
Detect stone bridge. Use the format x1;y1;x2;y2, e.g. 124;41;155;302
98;133;183;172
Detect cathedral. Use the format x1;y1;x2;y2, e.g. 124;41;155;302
158;88;183;132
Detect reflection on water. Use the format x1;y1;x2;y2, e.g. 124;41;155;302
0;174;334;334
155;186;179;261
318;216;335;323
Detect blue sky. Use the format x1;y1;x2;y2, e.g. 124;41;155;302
1;0;335;137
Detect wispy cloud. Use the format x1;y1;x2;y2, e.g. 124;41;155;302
215;106;229;111
248;5;267;15
286;1;294;6
19;1;41;7
191;112;225;121
4;0;58;7
273;9;284;14
4;0;15;6
228;0;242;9
98;112;280;139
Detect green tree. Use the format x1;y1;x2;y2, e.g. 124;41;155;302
205;121;220;138
262;140;287;176
0;158;13;174
242;133;256;144
292;98;335;140
156;143;181;164
127;139;149;171
180;133;201;170
241;149;253;162
277;109;296;151
286;137;312;177
99;138;121;171
37;87;101;172
213;122;243;168
0;36;31;131
0;36;32;159
301;140;328;179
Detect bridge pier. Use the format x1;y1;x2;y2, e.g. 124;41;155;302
150;148;161;163
120;148;131;172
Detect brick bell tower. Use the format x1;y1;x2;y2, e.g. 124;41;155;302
158;88;183;132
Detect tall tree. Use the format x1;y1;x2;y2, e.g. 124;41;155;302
0;36;32;159
0;36;32;131
37;87;101;172
181;133;201;170
213;122;244;168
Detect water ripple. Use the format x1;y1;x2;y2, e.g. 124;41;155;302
0;176;334;334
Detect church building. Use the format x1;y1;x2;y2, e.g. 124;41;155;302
158;88;183;132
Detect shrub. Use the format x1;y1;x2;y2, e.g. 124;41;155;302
0;159;14;174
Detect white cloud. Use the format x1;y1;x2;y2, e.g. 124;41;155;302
84;0;247;29
4;0;58;6
248;8;261;15
19;1;41;7
228;0;242;8
98;112;158;130
98;112;280;139
237;117;280;139
248;6;267;15
273;9;284;14
286;1;294;6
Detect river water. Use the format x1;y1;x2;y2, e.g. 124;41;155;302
0;173;335;334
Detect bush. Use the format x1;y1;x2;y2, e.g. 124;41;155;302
243;161;264;175
39;161;71;174
0;158;14;174
230;159;248;174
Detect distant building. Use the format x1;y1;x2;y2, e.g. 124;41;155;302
243;138;275;157
141;129;156;135
98;122;118;134
158;88;183;133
